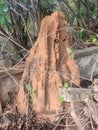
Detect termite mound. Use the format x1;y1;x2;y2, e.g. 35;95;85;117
17;11;80;115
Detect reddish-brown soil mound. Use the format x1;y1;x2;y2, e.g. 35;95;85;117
17;11;80;115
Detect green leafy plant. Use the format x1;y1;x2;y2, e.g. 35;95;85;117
89;35;98;43
63;82;69;88
0;0;10;30
59;94;65;103
40;0;57;15
25;84;37;101
59;82;69;103
85;35;98;45
26;84;31;91
78;28;87;40
30;90;38;101
66;47;74;59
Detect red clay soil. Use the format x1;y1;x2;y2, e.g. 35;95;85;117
17;11;80;116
